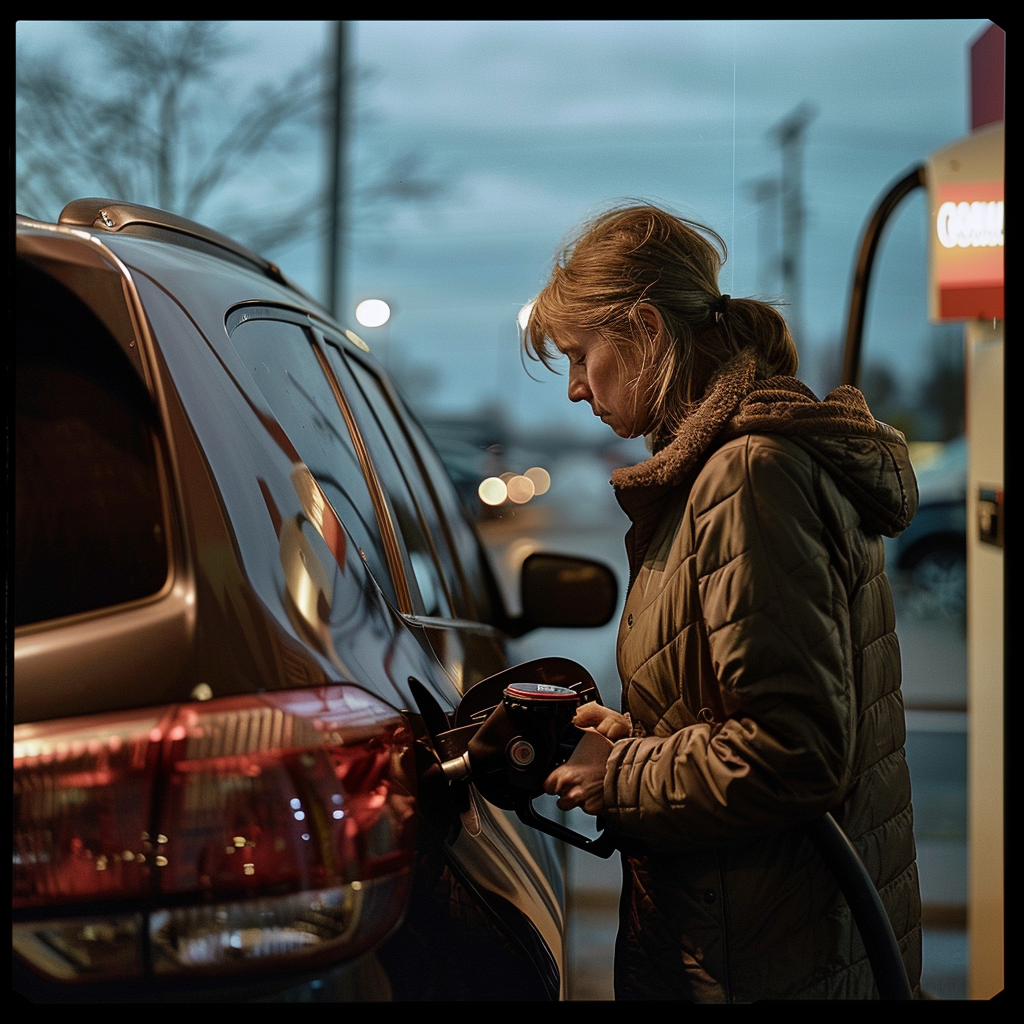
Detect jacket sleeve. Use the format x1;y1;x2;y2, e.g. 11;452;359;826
603;435;861;850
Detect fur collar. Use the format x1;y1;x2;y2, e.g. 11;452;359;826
611;347;917;539
612;348;760;493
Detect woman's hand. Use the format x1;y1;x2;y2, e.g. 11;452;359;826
543;729;614;816
573;701;631;740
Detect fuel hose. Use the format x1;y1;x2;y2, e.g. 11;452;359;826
805;813;914;1000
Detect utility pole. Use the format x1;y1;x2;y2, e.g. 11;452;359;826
324;21;350;320
746;175;782;295
769;102;816;354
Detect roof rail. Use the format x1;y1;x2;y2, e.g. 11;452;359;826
59;197;289;283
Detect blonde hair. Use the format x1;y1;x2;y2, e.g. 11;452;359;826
524;203;799;442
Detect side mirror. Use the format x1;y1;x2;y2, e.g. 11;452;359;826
511;552;618;637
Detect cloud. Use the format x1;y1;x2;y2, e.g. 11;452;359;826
357;19;982;140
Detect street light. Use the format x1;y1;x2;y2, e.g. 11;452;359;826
354;298;391;367
355;298;391;328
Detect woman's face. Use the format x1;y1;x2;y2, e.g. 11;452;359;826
558;329;650;438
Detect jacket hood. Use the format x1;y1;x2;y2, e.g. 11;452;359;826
612;348;919;537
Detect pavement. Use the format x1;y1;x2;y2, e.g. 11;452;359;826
562;844;968;1001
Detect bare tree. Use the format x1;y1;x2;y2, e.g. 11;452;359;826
16;23;326;252
344;63;446;235
16;21;446;262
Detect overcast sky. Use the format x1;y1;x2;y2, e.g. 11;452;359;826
17;19;996;438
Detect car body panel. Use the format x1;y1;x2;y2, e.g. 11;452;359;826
14;204;617;1000
891;436;967;620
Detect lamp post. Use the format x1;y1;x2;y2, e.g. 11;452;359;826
324;21;350;318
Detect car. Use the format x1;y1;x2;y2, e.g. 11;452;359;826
891;435;967;620
13;198;619;1003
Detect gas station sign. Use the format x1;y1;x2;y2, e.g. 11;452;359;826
927;122;1004;321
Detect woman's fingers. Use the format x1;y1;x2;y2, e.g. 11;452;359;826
573;702;612;728
574;702;630;739
543;764;570;796
543;729;612;815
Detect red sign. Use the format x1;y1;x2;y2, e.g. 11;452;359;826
933;182;1004;320
927;123;1004;322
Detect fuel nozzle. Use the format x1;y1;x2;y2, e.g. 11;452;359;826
440;683;578;786
438;672;616;858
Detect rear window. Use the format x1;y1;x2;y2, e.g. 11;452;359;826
15;258;168;626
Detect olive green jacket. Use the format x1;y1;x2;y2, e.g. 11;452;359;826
604;349;923;1001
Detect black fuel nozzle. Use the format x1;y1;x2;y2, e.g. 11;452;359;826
439;674;616;858
472;682;580;792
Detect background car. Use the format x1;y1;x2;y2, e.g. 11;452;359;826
890;435;967;620
13;199;619;1002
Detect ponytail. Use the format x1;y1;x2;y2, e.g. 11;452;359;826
524;202;799;441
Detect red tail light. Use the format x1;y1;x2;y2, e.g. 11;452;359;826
12;686;416;987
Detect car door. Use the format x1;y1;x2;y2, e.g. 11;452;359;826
223;306;567;998
317;329;512;689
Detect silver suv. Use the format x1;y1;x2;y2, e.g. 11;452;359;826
13;199;618;1002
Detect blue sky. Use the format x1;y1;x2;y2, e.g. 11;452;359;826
16;19;995;438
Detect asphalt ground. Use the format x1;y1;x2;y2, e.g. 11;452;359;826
562;845;968;1001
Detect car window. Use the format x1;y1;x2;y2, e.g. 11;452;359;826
15;259;168;626
323;339;500;625
400;407;501;625
321;341;456;618
228;316;400;608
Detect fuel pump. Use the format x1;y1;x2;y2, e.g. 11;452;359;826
435;658;616;858
838;29;1004;993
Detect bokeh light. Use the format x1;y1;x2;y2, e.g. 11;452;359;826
355;299;391;328
506;475;535;504
478;465;552;506
478;477;508;506
524;466;550;495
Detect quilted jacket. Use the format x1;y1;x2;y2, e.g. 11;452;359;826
603;348;923;1001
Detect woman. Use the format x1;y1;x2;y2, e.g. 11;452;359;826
525;203;923;1000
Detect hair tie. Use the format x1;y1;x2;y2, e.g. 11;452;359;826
714;294;731;323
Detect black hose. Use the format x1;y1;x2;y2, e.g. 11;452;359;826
805;813;914;1000
841;165;926;388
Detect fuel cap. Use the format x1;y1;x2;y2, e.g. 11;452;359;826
503;682;579;703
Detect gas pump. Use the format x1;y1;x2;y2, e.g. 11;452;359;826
839;23;1004;1000
927;116;1004;1002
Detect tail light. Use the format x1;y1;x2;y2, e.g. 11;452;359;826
12;686;417;989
